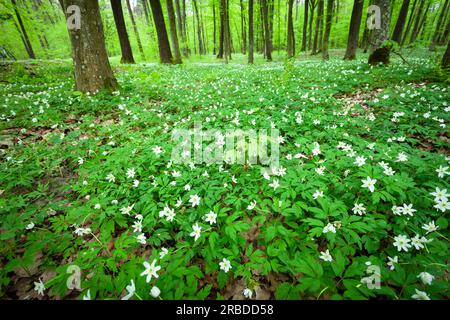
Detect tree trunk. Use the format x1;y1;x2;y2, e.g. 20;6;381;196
410;0;431;44
408;0;425;44
287;0;295;57
442;40;450;69
368;0;391;65
59;0;118;93
11;0;36;59
344;0;364;60
430;0;449;51
262;0;272;60
312;0;324;54
401;0;418;46
392;0;410;43
249;0;254;63
240;0;247;54
308;0;316;50
126;0;145;60
221;0;231;63
192;0;205;54
175;0;189;56
213;0;217;55
149;0;173;63
166;0;182;63
111;0;135;64
322;0;334;60
302;0;309;51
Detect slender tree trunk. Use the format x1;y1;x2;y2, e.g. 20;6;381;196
149;0;173;63
344;0;364;60
312;0;324;54
287;0;295;57
442;40;450;68
192;0;205;54
141;0;151;25
410;0;430;44
308;0;316;50
302;0;309;51
213;0;217;55
175;0;188;56
221;0;230;63
217;0;225;58
401;0;418;46
59;0;118;93
322;0;334;60
392;0;410;43
126;0;145;60
368;0;391;65
249;0;254;63
111;0;135;64
240;0;247;53
439;16;450;45
11;0;36;59
166;0;182;63
262;0;272;60
408;0;425;44
430;0;449;51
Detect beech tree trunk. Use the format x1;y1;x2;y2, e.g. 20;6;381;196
301;0;309;51
249;0;254;63
344;0;364;60
322;0;334;60
262;0;272;60
391;0;410;43
11;0;36;59
126;0;145;60
308;0;316;50
59;0;118;93
312;0;324;54
166;0;182;63
287;0;295;58
149;0;173;63
111;0;135;64
442;40;450;69
368;0;391;65
430;0;449;51
408;0;426;44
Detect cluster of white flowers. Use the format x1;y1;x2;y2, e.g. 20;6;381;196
430;187;449;212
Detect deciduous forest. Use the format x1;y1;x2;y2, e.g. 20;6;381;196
0;0;449;301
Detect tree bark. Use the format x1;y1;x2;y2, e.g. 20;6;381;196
430;0;449;51
391;0;410;43
344;0;364;60
240;0;247;53
408;0;426;44
262;0;272;60
301;0;309;51
368;0;391;65
192;0;205;54
401;0;418;46
249;0;254;63
11;0;36;59
166;0;182;63
111;0;135;64
149;0;173;63
322;0;334;60
126;0;145;60
287;0;295;57
312;0;324;54
308;0;316;50
442;40;450;68
59;0;118;93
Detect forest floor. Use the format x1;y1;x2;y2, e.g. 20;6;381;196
0;48;449;300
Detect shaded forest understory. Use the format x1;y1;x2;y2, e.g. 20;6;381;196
0;49;449;300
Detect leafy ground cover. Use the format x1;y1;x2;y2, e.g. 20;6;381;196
0;50;449;300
